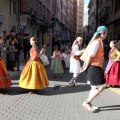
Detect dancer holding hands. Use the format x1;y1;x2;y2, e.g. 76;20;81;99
80;26;108;112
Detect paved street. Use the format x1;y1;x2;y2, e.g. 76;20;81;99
0;49;120;120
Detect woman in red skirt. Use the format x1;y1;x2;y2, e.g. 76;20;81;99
0;36;12;88
105;40;120;86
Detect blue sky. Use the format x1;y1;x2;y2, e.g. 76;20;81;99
84;0;89;5
83;0;90;26
84;0;89;14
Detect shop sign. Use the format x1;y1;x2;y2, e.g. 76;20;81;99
0;15;4;23
20;16;27;26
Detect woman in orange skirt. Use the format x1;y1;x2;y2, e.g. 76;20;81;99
19;37;49;93
0;36;12;88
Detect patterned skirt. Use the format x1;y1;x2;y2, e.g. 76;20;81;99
19;58;49;89
105;61;120;85
0;59;12;88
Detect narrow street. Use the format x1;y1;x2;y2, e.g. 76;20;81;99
0;50;120;120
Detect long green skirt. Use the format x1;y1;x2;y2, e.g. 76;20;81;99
52;59;64;74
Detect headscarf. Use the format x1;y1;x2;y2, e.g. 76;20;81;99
72;37;83;47
89;26;108;44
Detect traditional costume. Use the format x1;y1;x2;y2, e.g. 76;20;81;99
52;51;64;78
80;26;108;112
39;48;49;65
69;37;84;86
105;48;120;85
19;45;49;89
65;47;71;68
0;47;12;88
61;52;67;71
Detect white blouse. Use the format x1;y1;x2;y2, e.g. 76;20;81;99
88;40;103;57
72;45;84;56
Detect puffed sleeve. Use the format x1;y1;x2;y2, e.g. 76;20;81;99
53;52;56;58
59;52;62;58
73;45;84;56
115;50;120;61
88;41;99;57
30;48;39;60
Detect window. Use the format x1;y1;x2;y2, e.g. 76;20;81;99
115;0;120;11
10;0;17;14
46;9;49;21
29;0;32;8
39;2;42;14
78;30;82;32
79;25;83;27
43;6;45;15
79;16;82;19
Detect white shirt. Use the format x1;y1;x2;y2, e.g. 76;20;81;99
72;45;83;56
62;53;67;59
88;40;103;57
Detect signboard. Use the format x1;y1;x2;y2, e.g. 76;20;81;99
20;16;27;26
0;15;4;23
43;32;51;45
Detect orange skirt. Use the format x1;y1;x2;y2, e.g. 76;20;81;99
0;59;12;88
19;58;49;89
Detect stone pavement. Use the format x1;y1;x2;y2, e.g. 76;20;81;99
0;50;120;120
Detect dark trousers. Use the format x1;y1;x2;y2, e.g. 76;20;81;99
61;60;66;71
15;53;20;71
7;54;10;69
10;60;15;71
24;49;30;63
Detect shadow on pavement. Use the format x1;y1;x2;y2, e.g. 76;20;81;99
0;87;30;95
35;84;90;96
0;84;90;96
47;71;87;84
92;105;120;113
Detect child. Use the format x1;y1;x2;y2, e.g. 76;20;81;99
61;49;67;72
52;45;64;78
39;45;49;65
9;39;15;71
65;44;71;68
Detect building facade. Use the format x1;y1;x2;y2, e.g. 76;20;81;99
106;0;120;40
0;0;77;48
0;0;19;37
88;0;96;39
88;0;120;42
76;0;84;37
